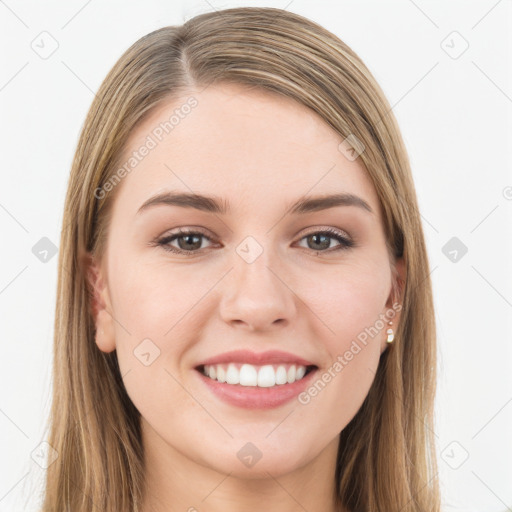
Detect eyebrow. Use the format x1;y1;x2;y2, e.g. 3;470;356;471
136;191;374;216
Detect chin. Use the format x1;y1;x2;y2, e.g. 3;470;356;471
196;441;311;479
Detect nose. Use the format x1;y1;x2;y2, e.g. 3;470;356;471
219;247;297;332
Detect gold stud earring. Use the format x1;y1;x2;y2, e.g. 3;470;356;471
386;320;394;344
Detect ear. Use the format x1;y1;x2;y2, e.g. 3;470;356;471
83;252;116;353
381;255;406;354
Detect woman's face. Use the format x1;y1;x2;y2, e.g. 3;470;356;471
89;83;404;478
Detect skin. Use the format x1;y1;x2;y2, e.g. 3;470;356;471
87;83;405;512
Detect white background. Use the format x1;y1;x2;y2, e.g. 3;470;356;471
0;0;511;511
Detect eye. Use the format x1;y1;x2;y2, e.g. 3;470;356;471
155;228;215;255
296;228;354;253
153;227;355;256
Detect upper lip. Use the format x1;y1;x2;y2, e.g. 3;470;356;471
196;349;317;368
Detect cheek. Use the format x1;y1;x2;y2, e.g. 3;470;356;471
109;257;202;337
107;260;202;425
296;269;388;429
312;265;389;418
305;261;390;353
108;258;215;381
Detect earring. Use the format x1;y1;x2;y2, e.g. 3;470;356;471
386;320;394;344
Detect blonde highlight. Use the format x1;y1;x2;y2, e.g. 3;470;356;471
42;7;439;511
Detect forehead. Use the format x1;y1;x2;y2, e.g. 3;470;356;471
113;83;381;219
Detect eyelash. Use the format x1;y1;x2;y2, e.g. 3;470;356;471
154;227;355;256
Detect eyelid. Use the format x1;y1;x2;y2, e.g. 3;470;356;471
300;225;351;239
296;226;354;250
156;225;352;241
156;226;215;241
154;225;355;255
152;227;217;254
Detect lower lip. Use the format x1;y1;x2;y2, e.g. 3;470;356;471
196;368;318;409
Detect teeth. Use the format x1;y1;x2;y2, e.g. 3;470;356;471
287;365;296;383
240;364;257;386
217;365;226;383
226;363;239;384
201;363;310;387
275;366;287;385
296;365;306;380
258;365;275;387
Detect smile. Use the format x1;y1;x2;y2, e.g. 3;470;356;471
200;362;315;388
196;363;319;409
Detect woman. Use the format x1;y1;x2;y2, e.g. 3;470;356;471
42;6;440;512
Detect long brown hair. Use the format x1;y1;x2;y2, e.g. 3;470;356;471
42;7;440;511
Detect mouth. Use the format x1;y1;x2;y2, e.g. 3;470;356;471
195;362;318;388
194;362;319;409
